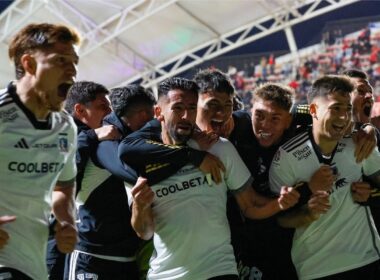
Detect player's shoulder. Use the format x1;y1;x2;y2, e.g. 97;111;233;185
0;86;14;108
54;109;74;123
52;110;77;133
212;137;234;149
280;130;309;153
208;137;237;160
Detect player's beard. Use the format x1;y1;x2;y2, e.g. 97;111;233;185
170;125;194;144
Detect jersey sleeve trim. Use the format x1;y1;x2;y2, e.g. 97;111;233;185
230;176;253;195
56;177;76;187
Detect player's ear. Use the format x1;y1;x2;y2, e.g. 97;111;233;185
154;105;163;121
74;103;86;118
20;54;36;75
309;103;318;120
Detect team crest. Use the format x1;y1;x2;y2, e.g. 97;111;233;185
58;133;68;153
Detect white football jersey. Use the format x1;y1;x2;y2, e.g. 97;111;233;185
0;84;77;279
269;130;380;280
126;138;251;280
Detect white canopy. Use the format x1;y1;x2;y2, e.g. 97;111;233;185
0;0;359;88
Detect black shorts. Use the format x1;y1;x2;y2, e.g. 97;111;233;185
0;268;33;280
46;238;67;280
64;251;139;280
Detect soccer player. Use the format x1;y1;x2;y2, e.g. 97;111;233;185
0;23;79;279
269;75;380;279
120;77;299;280
46;81;118;279
119;69;375;280
343;69;380;235
65;85;156;279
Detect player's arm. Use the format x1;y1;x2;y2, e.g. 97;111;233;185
52;179;78;253
93;125;121;141
359;145;380;206
268;147;329;227
53;125;78;253
130;177;155;240
234;184;300;219
77;125;120;170
119;126;206;168
96;140;138;185
352;124;377;163
351;181;372;203
277;191;330;228
289;165;335;209
76;129;98;171
359;173;380;206
118;120;224;184
0;216;16;249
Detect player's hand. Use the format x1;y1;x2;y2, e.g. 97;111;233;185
352;125;376;163
54;221;78;253
94;125;122;141
199;153;226;184
278;186;300;210
131;177;154;211
351;181;372;203
0;216;16;249
192;130;219;151
309;165;335;193
307;191;330;219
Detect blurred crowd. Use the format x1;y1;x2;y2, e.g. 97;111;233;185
226;24;380;111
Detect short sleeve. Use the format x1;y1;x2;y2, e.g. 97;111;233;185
363;146;380;178
207;138;252;192
58;122;77;182
269;147;296;195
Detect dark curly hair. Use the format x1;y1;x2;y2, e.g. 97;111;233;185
110;85;156;118
65;81;109;115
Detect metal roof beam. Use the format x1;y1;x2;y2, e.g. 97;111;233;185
0;0;46;43
116;0;359;87
79;0;178;57
175;2;220;36
45;0;155;75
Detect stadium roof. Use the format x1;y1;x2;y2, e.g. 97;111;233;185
0;0;360;88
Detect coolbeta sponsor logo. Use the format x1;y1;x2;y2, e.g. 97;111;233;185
8;161;64;173
156;175;208;197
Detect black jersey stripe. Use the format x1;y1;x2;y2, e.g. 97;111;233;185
284;137;310;152
282;131;308;150
0;92;12;102
0;92;10;99
0;88;14;106
283;133;309;152
0;89;8;96
0;99;13;107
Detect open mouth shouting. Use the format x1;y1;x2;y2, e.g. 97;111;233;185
177;122;193;135
210;119;225;135
57;81;74;99
363;101;373;117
